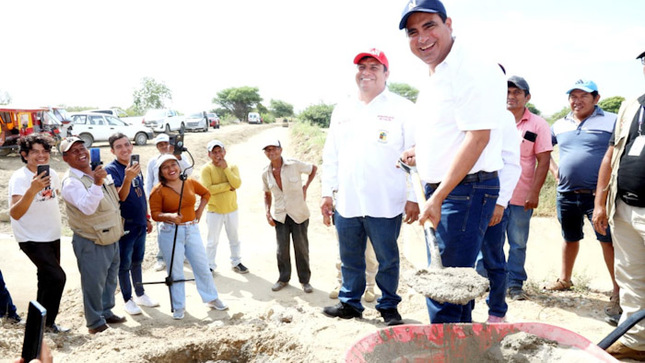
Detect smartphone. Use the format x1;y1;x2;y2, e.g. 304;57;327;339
21;300;47;361
90;148;101;170
172;134;184;156
37;164;51;190
130;154;140;166
524;130;537;142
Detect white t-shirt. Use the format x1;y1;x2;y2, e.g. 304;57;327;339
8;166;62;242
322;89;414;218
414;38;506;183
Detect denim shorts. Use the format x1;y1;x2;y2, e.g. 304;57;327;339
556;192;612;243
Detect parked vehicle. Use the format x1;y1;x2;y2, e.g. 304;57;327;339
88;108;143;125
0;106;64;156
142;109;185;133
184;111;209;132
68;112;154;148
208;112;220;129
248;112;262;124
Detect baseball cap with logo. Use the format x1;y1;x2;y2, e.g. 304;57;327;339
59;137;84;153
508;76;530;94
399;0;447;30
566;79;598;94
154;133;170;145
262;139;281;150
207;139;225;152
353;48;389;70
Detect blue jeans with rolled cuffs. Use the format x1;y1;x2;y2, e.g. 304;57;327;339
425;177;499;324
479;208;509;318
335;212;403;312
118;223;146;302
158;223;219;311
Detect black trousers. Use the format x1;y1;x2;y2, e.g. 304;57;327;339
274;216;311;284
19;240;66;327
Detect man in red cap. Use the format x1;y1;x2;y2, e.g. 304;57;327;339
593;50;645;360
320;48;418;326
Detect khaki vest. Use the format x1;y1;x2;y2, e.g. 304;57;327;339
64;173;124;245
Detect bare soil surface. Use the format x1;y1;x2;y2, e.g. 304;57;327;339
0;123;626;362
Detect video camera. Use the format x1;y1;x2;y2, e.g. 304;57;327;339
169;133;186;156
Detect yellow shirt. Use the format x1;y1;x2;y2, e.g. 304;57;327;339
201;163;241;214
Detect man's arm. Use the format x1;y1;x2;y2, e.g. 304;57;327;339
264;191;275;226
9;171;50;220
525;151;551;210
224;165;242;190
549;155;559;183
592;146;614;235
420;129;490;228
302;165;317;200
201;165;233;194
61;167;107;215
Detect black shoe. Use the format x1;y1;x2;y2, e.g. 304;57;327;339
105;314;126;324
46;323;70;334
88;324;109;334
606;313;621;327
5;314;23;325
233;263;249;274
323;302;362;319
508;287;528;301
378;308;404;326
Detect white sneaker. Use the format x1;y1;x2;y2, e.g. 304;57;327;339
173;309;185;320
154;260;166;271
206;298;228;311
124;299;142;315
364;289;376;303
134;293;160;307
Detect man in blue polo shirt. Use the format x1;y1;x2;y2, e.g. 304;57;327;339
105;133;159;316
548;79;619;319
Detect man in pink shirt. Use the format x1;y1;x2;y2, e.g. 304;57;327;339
505;76;553;300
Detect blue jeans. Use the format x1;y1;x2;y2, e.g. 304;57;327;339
72;234;120;329
158;223;219;311
0;269;19;319
118;224;147;302
335;212;402;312
425;177;499;323
479;208;509;318
506;205;533;289
557;192;612;243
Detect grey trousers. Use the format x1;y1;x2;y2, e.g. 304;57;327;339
72;234;120;329
274;216;311;284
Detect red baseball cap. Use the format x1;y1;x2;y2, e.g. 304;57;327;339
353;48;389;70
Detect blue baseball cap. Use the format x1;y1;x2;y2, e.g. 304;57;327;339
399;0;447;30
566;79;598;94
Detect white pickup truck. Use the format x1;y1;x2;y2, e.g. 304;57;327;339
88;108;144;126
142;109;185;133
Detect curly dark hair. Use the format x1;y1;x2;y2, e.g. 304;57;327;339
18;134;54;163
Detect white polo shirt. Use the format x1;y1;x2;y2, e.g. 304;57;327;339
414;38;506;183
322;89;414;218
497;111;521;207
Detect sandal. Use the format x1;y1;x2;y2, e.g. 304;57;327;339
543;278;574;291
605;294;623;316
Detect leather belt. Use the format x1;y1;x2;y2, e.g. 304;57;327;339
564;189;594;195
426;171;498;190
170;220;198;226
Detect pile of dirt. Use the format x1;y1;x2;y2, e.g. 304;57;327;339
483;331;588;362
405;267;489;305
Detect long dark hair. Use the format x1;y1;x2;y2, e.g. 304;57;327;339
158;159;179;186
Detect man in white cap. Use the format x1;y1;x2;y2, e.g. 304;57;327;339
593;50;645;360
146;133;191;271
262;139;317;293
321;48;418;326
60;137;126;334
202;139;248;274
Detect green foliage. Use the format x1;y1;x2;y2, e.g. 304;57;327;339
212;86;263;122
124;105;140;116
261;113;275;124
132;77;172;115
388;82;419;103
0;90;11;105
270;99;295;118
527;103;541;116
598;96;625;114
290;121;327;165
298;103;335;128
547;106;570;125
63;105;98;112
256;103;268;115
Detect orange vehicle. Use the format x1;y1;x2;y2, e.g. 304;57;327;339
0;106;64;156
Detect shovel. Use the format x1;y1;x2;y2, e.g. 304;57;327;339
397;158;443;269
398;158;489;305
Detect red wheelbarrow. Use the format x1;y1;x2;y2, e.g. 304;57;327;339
345;310;645;362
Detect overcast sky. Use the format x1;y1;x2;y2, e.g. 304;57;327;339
2;0;644;116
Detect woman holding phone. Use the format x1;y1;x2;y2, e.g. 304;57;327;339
149;154;228;320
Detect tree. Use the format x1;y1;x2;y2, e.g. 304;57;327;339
0;90;11;105
270;99;294;118
132;77;172;115
547;106;570;124
599;96;625;114
298;103;335;128
527;103;541;116
388;82;419;103
212;86;262;122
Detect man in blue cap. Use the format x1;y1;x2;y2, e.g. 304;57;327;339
399;0;507;324
548;79;619;319
593;50;645;360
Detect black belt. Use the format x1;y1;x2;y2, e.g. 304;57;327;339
562;189;595;195
619;191;645;207
427;171;498;189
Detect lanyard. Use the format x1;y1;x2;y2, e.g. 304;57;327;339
639;106;644;136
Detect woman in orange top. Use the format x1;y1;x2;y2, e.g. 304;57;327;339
149;155;228;320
